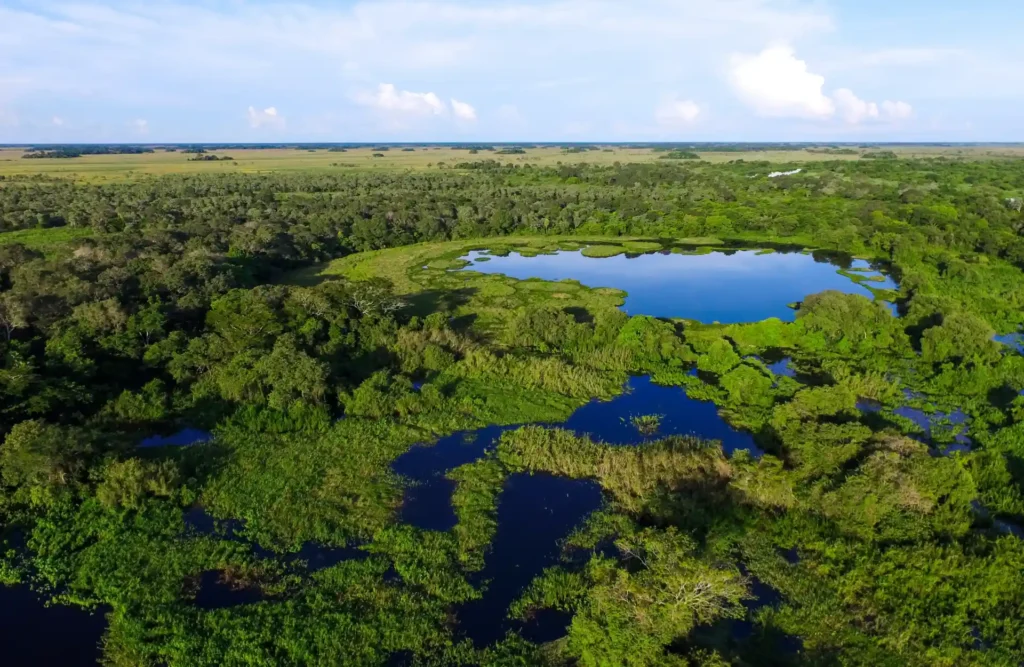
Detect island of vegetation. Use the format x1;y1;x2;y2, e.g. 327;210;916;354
0;150;1023;666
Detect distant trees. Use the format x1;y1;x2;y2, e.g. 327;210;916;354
658;150;700;160
187;154;233;161
22;145;154;159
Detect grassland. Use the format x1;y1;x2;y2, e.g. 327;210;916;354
0;225;95;253
3;144;1024;182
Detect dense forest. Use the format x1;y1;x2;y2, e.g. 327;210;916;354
1;158;1024;666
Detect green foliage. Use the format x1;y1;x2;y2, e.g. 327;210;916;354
448;457;507;570
562;529;748;667
3;156;1024;665
921;310;1002;364
95;457;179;510
796;290;906;356
629;414;663;437
696;338;740;375
1;420;90;491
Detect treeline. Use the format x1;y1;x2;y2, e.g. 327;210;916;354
2;160;1023;265
22;145;156;159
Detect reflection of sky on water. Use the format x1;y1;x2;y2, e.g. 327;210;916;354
995;333;1024;353
460;249;897;323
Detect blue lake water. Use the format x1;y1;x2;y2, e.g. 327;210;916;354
391;375;760;644
995;333;1024;354
458;248;898;323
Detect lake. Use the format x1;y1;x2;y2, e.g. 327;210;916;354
458;248;898;323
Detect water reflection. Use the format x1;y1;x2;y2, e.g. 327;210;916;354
459;248;898;323
995;333;1024;354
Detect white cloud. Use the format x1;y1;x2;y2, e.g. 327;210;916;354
655;98;701;125
357;84;445;116
881;100;913;120
0;1;950;141
451;98;477;121
248;106;285;129
133;118;149;134
52;116;65;126
730;45;835;118
731;45;913;125
833;88;878;124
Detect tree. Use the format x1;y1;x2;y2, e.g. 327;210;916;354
348;278;406;316
96;458;178;510
256;335;330;409
921;311;1001;364
0;420;89;489
0;292;29;341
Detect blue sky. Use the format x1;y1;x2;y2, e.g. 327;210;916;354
0;0;1021;142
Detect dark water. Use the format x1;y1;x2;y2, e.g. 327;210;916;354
392;375;759;644
0;585;106;666
893;405;971;449
392;425;518;531
459;249;897;323
140;428;212;448
859;398;971;452
458;474;602;645
562;376;761;455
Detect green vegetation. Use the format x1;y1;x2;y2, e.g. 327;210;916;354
1;154;1024;665
659;150;701;160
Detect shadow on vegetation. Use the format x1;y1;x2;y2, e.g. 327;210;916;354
403;287;478;319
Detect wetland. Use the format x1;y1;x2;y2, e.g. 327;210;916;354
1;157;1024;666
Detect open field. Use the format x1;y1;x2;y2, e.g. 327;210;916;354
2;144;1023;181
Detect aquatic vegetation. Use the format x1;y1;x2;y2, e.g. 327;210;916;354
628;413;663;437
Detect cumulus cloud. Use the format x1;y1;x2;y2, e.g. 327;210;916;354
248;106;285;129
730;45;835;118
833;88;878;124
451;98;477;121
881;100;913;120
655;98;701;125
133;118;149;134
357;84;445;116
731;45;912;124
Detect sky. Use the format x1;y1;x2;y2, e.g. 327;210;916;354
0;0;1021;143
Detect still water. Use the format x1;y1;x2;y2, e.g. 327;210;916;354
459;248;897;323
0;586;105;666
392;375;762;644
4;376;759;661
